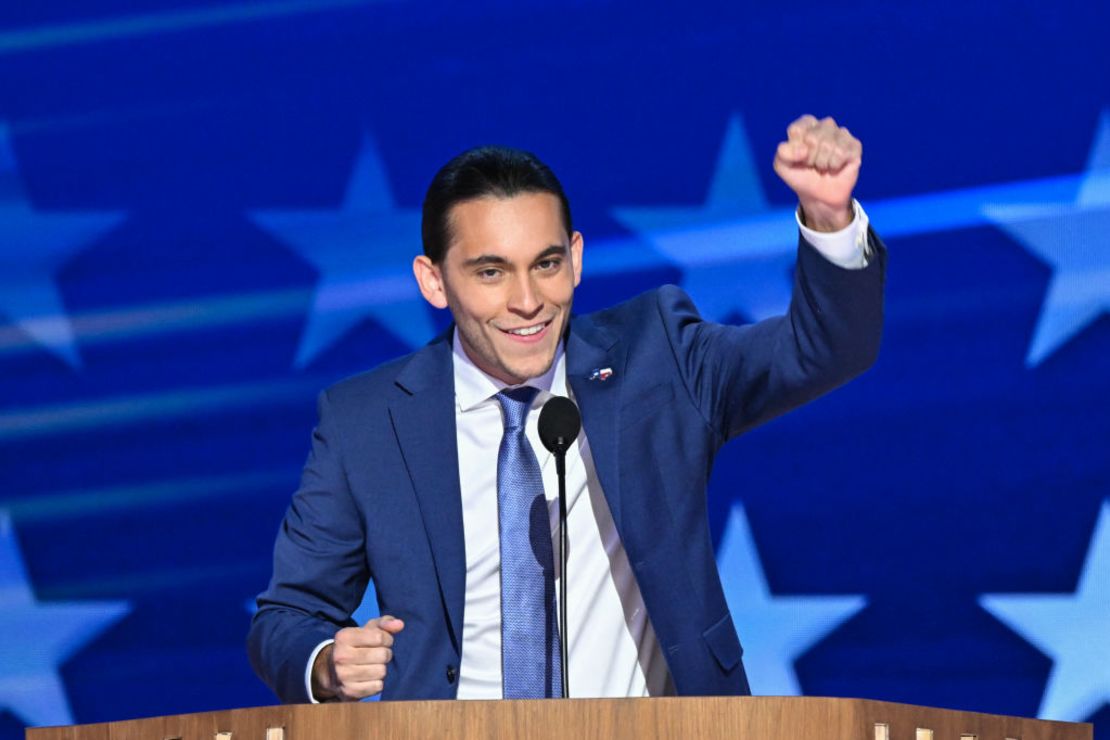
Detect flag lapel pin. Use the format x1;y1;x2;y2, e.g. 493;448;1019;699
588;367;614;382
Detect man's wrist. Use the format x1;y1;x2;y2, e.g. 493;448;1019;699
310;642;339;702
798;201;854;232
796;200;869;269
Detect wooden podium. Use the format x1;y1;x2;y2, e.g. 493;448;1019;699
26;697;1092;740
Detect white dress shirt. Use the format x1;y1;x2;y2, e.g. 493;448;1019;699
305;202;869;701
452;333;673;698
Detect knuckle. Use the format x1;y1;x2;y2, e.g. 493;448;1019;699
790;115;814;132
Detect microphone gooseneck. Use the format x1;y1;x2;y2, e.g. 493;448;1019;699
537;395;581;699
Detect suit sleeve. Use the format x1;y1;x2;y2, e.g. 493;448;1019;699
663;230;886;441
247;389;370;703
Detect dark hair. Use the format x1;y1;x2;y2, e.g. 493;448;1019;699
421;146;573;263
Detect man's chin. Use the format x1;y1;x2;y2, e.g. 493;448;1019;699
500;354;557;386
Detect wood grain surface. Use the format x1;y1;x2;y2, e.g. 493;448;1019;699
25;697;1093;740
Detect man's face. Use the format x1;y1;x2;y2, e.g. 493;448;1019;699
413;192;583;385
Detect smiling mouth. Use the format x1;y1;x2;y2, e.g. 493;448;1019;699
499;319;553;337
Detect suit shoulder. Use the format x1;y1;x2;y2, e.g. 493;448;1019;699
579;284;700;336
320;352;417;409
583;284;693;322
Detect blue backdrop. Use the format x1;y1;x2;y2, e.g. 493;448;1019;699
0;1;1107;736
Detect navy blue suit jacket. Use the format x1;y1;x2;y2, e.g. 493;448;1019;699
248;235;885;703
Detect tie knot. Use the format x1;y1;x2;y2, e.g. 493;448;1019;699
497;386;539;430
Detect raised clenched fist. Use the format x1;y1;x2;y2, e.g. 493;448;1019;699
773;114;862;232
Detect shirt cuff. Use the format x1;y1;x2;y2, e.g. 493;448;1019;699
305;638;335;704
795;199;870;269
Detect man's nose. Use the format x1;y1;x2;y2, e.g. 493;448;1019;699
508;274;542;316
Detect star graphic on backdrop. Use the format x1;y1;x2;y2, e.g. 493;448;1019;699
0;511;129;727
984;109;1110;366
250;133;434;368
980;500;1110;722
716;503;866;695
0;123;126;368
612;115;798;322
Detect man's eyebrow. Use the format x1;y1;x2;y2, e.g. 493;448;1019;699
533;245;568;262
461;245;567;268
461;254;511;268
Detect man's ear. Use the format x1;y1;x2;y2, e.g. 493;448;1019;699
570;230;584;288
413;255;448;309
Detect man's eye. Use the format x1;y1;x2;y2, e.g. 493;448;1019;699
477;268;501;279
536;258;562;271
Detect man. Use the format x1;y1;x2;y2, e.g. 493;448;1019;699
248;115;884;703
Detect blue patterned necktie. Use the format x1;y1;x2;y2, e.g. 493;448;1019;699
496;386;563;699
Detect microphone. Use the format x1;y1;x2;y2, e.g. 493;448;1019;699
538;396;581;460
538;395;580;699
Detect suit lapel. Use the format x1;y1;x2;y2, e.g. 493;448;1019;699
565;316;626;529
388;334;466;652
385;318;625;652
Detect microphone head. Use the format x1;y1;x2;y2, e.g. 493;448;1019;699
538;395;581;454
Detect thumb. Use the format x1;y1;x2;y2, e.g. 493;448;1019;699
375;614;406;633
775;140;808;165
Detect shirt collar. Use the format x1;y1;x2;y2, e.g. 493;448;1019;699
452;327;567;412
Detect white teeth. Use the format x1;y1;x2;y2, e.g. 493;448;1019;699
507;324;544;336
